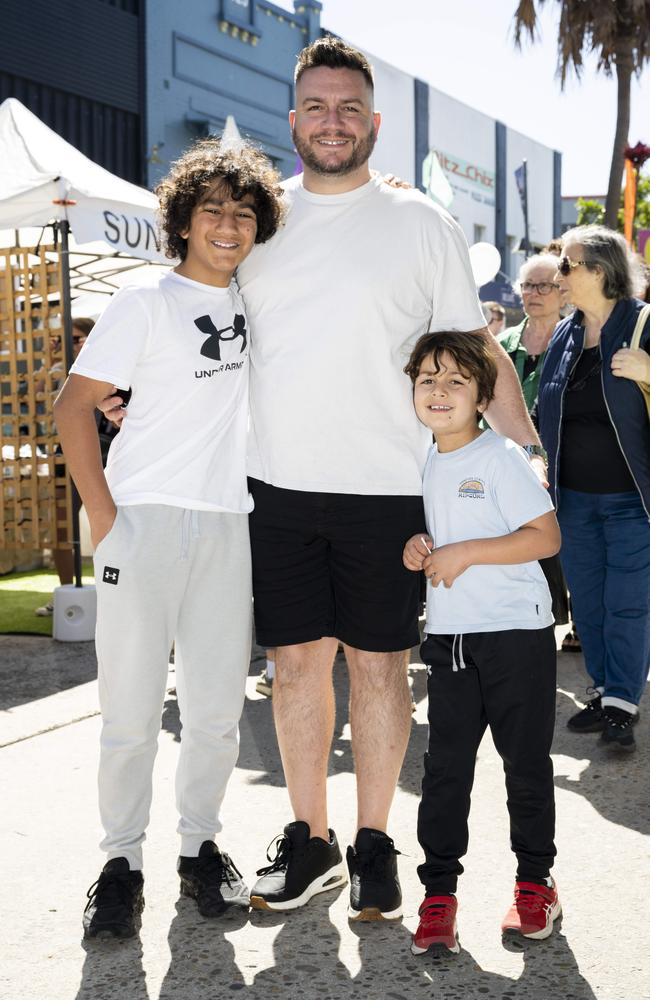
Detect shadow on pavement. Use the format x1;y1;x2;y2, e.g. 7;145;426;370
158;898;249;997
0;635;96;710
76;935;148;1000
552;652;649;837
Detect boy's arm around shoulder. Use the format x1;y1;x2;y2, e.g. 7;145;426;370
53;374;119;548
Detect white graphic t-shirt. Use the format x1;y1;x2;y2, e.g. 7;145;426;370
70;271;252;513
423;430;554;634
238;173;486;496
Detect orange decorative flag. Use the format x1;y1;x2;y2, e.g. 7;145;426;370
623;158;636;247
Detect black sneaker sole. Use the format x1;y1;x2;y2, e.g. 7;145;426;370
600;736;636;753
250;863;347;911
83;899;144;939
567;718;606;733
179;878;249;916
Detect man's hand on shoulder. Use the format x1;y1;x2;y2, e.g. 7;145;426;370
376;170;412;190
529;454;549;488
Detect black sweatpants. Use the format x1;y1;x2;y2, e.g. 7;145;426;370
417;627;557;895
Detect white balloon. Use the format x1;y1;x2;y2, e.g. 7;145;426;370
469;242;501;287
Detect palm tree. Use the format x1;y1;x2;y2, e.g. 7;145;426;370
513;0;650;228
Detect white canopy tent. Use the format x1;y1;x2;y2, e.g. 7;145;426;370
0;98;170;590
0;97;166;262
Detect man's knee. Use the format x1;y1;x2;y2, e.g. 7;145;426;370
346;647;410;694
275;638;337;688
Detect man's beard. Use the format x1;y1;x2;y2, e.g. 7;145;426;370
292;125;377;177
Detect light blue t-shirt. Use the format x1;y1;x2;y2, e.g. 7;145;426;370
423;430;554;634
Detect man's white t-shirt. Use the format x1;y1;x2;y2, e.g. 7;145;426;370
423;430;554;634
238;173;486;496
70;271;252;513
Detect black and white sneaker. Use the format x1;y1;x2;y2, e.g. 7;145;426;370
347;828;402;922
567;692;605;732
250;821;347;911
178;841;249;917
600;706;639;753
83;857;144;939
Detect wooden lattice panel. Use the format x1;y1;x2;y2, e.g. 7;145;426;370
0;245;73;551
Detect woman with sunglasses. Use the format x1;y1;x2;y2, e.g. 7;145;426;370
537;225;650;752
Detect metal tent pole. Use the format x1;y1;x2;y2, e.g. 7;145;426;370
56;219;83;588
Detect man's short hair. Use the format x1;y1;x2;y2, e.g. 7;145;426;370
404;331;498;411
155;137;284;261
295;36;374;92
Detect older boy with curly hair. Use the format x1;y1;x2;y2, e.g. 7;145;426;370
54;138;283;938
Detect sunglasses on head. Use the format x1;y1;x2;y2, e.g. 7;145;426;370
558;256;587;276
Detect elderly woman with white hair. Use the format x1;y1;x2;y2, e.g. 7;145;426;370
498;254;572;635
537;225;650;753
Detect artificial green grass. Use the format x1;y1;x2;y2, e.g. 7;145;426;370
0;565;94;635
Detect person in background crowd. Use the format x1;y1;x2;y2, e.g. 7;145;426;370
481;300;506;337
537;224;650;753
497;255;573;643
35;318;110;616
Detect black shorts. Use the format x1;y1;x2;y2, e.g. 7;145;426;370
248;479;425;652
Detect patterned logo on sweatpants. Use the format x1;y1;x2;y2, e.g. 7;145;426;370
103;566;120;585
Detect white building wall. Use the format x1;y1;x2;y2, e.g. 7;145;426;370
506;127;556;275
427;89;496;243
364;51;415;186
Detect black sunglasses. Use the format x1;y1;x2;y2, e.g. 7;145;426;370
558;256;587;276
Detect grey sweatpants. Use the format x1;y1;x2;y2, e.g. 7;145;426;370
93;504;252;870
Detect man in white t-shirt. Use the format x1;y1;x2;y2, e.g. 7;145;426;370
239;37;545;922
54;139;283;939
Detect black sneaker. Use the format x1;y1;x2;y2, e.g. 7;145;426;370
347;828;402;922
83;857;144;939
600;706;639;753
249;821;347;911
567;692;604;732
178;841;249;916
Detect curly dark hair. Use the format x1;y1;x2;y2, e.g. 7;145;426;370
404;330;497;413
155;137;284;261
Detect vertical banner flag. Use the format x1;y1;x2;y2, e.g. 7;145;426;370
422;150;454;209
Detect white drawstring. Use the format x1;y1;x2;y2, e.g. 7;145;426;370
451;634;466;672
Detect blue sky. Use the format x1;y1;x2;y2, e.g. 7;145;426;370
278;0;650;196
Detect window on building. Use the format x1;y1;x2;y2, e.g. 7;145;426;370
473;224;485;244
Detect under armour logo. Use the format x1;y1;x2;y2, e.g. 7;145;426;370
103;566;120;585
194;313;247;361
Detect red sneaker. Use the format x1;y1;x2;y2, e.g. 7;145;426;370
411;894;460;955
501;880;561;939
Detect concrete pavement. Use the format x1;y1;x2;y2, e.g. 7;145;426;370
1;632;649;999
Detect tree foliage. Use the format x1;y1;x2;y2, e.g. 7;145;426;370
575;171;650;234
513;1;650;227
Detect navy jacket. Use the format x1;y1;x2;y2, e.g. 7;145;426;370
537;298;650;520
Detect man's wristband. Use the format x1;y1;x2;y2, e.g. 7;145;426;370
522;443;548;463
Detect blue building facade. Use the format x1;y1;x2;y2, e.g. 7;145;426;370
145;0;322;186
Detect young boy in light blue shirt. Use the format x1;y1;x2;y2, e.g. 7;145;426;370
402;331;561;955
